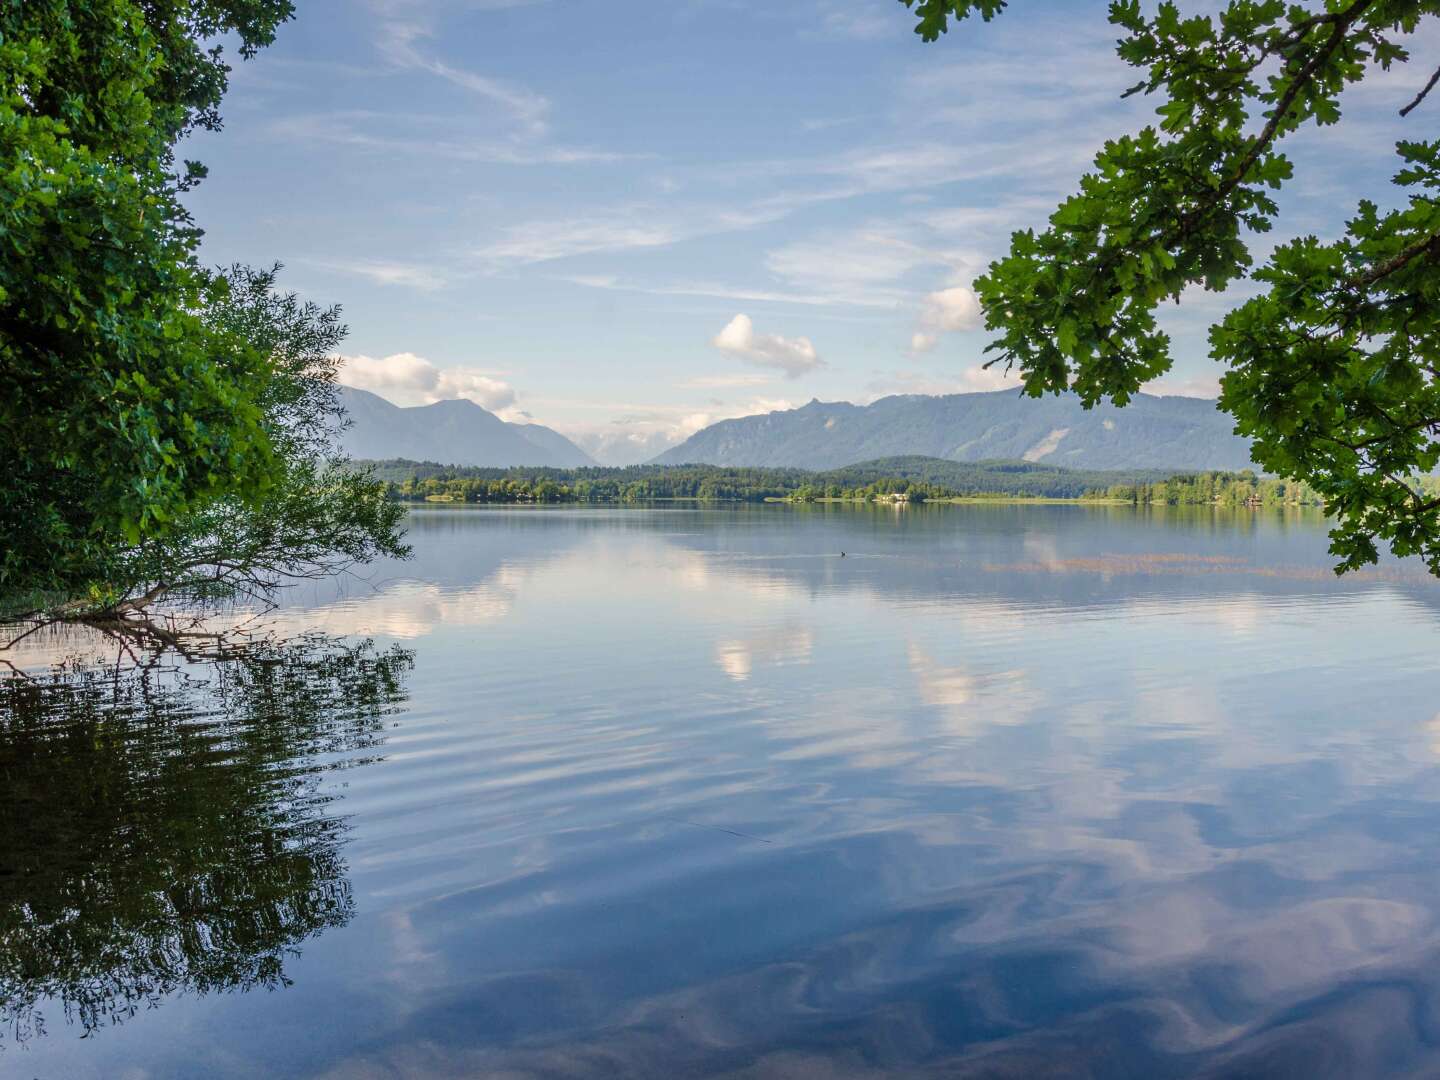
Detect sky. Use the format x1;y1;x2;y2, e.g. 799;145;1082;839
184;0;1438;463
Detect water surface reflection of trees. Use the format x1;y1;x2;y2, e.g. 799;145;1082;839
0;633;413;1044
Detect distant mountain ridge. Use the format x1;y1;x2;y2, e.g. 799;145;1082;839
653;391;1253;471
336;386;596;467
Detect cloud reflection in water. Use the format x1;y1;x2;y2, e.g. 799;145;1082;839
14;505;1440;1078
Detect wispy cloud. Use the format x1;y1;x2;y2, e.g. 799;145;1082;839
267;112;634;166
305;256;447;290
813;3;895;41
212;0;1276;429
476;216;682;264
377;17;550;135
764;222;973;306
560;273;900;310
473;192;822;266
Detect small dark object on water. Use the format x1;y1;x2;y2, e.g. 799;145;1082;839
840;552;846;557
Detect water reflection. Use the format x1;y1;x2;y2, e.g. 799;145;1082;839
714;623;814;682
10;506;1440;1078
293;507;1440;1079
0;633;412;1045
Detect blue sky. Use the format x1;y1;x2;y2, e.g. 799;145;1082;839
184;0;1436;462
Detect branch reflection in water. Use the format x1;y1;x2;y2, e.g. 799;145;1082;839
0;624;414;1045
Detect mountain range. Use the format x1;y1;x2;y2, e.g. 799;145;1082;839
336;387;596;467
337;386;1255;473
653;391;1254;472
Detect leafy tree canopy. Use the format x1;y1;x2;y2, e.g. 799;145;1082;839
97;265;411;617
903;0;1440;574
0;1;295;596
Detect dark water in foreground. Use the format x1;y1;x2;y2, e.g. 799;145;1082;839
6;504;1440;1078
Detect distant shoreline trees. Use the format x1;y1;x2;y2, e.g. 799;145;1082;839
362;458;1387;510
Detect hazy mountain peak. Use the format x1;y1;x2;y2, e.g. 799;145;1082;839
336;387;595;468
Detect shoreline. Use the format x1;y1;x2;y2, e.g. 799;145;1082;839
399;495;1321;510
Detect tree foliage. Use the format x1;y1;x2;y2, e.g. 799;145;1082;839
904;0;1440;574
363;457;1296;504
93;266;411;617
0;3;408;617
0;0;295;596
1083;469;1334;507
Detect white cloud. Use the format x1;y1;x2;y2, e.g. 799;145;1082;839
437;371;519;412
667;397;798;446
471;155;1028;276
711;314;823;378
911;286;983;352
340;352;436;397
664;400;795;442
740;396;797;416
339;352;517;411
955;364;1022;393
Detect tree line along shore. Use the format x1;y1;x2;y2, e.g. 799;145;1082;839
360;457;1394;509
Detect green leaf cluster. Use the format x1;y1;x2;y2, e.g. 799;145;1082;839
91;266;412;616
908;0;1440;573
0;1;294;595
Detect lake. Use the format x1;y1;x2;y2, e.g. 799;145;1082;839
6;503;1440;1078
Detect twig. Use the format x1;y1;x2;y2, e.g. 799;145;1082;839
1400;62;1440;117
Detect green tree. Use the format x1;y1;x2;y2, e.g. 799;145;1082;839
0;1;296;600
905;0;1440;574
92;266;410;617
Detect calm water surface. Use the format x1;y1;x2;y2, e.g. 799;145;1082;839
6;504;1440;1078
